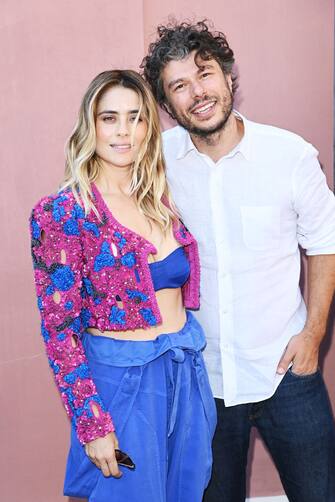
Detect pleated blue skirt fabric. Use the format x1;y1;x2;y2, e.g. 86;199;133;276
63;311;217;502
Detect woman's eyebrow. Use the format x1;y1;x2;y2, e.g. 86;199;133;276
97;109;140;116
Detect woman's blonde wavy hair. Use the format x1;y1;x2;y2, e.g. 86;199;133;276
61;70;178;231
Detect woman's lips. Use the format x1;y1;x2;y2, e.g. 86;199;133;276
110;144;132;152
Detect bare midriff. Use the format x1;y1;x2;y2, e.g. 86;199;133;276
87;287;187;341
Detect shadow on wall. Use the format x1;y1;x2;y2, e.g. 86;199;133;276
232;63;243;110
320;298;335;374
246;428;256;496
300;250;335;376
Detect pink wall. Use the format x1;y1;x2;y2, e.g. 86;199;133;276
1;1;333;500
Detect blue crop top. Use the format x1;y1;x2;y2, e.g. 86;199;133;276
149;246;190;291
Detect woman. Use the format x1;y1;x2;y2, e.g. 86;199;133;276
30;70;216;501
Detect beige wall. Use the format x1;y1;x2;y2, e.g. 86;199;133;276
1;1;333;500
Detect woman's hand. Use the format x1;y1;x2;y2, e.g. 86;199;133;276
84;431;122;478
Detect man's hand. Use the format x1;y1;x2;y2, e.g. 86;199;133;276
276;327;320;376
85;431;122;478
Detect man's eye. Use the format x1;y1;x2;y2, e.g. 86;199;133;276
174;83;185;92
201;72;211;78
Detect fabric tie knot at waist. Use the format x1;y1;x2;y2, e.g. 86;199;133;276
169;347;186;363
167;347;188;437
167;347;205;437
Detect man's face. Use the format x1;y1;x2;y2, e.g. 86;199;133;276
161;51;233;137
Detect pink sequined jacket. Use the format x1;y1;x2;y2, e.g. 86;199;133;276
30;184;200;444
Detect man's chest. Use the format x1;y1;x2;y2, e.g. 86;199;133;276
167;159;296;258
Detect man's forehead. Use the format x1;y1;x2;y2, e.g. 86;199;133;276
162;52;218;82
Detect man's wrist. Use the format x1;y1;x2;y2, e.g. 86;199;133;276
301;323;325;345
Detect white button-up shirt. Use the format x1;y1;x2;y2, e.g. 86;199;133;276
163;113;335;405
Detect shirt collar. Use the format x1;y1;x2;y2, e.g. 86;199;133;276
176;110;252;162
176;128;196;159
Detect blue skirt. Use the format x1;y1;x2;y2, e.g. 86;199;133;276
64;311;217;502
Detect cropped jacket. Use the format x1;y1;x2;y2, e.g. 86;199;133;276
30;184;200;444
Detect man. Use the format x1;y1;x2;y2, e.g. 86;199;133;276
142;20;335;501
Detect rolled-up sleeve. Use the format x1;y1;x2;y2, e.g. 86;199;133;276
292;143;335;255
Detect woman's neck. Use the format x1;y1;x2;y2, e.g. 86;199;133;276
95;161;132;195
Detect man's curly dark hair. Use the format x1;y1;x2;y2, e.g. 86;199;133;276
141;20;237;116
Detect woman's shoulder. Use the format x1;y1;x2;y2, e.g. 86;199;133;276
32;187;76;210
31;188;85;228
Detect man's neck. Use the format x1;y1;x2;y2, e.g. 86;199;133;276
190;113;244;163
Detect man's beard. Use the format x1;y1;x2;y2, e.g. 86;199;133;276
169;93;233;138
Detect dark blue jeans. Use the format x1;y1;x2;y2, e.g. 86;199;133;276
203;368;335;502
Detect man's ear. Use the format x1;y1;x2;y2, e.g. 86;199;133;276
163;101;176;120
226;74;233;93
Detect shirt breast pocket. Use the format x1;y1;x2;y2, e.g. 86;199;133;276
240;205;280;251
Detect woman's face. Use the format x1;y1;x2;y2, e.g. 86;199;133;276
95;85;148;170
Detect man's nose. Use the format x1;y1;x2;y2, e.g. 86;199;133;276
190;80;206;99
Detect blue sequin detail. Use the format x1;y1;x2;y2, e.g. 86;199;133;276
140;308;157;326
64;363;90;384
31;219;41;239
94;241;116;272
49;359;60;374
109;305;126;325
63;388;76;415
179;226;187;239
50;265;75;291
126;289;148;302
75;395;104;418
70;318;81;334
52;195;67;222
57;333;66;341
83;221;100;238
65;301;73;310
94;297;102;305
121;252;136;268
134;268;141;283
41;321;50;342
77;363;90;378
83;277;93;296
37;296;43;311
46;285;55;296
63;218;80;236
72;203;85;220
114;231;127;249
80;308;91;328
